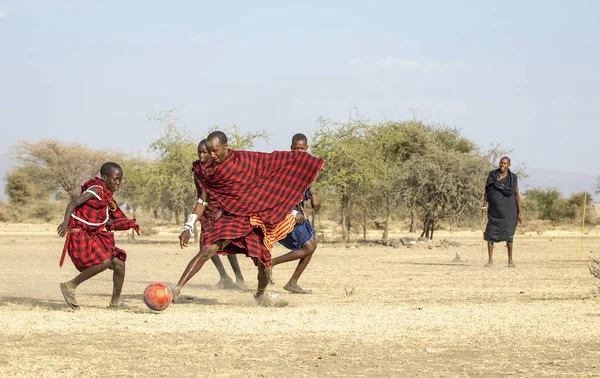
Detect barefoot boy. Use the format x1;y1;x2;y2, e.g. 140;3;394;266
58;162;139;310
270;133;320;294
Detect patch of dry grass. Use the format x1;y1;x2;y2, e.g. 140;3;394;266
0;226;599;377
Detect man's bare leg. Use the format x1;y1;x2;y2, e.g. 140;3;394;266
271;238;317;294
485;241;494;267
507;242;515;267
210;255;234;289
283;254;314;294
226;254;248;289
254;262;272;306
173;241;229;301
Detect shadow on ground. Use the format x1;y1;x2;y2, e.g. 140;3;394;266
0;296;68;311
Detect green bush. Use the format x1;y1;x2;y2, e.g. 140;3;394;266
523;189;593;223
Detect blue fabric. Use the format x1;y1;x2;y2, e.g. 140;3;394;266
279;217;314;251
279;187;314;251
489;236;514;244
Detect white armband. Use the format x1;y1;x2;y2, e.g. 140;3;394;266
197;198;208;207
182;214;198;237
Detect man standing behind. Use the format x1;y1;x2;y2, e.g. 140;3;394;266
482;156;523;267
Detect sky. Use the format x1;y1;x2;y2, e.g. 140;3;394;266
0;0;599;197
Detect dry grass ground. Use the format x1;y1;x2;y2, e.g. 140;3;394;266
0;223;599;377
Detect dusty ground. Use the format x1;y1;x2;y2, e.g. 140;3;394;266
0;223;599;377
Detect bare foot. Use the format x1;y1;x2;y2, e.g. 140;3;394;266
108;301;131;310
283;283;312;294
484;261;493;267
234;281;249;290
266;267;274;285
214;277;234;290
60;282;79;310
508;262;516;268
171;286;180;304
254;292;273;307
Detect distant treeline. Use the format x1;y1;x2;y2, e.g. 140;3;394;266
0;110;595;240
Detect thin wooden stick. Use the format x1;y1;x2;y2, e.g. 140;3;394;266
481;212;486;261
580;193;587;264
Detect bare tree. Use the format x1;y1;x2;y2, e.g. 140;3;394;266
12;140;110;199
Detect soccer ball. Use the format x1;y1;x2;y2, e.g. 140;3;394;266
143;282;173;311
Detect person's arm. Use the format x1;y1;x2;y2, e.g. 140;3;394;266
309;187;320;212
106;204;140;234
515;184;523;225
57;189;98;237
179;188;210;248
292;207;306;224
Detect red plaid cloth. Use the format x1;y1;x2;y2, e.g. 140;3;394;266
106;206;139;234
200;150;324;224
60;178;137;271
198;150;324;266
193;160;221;247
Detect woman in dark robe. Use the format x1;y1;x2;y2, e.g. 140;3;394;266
482;156;523;267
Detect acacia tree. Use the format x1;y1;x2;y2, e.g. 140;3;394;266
215;124;269;151
4;167;39;206
147;109;269;225
371;120;433;239
311;118;376;242
118;157;155;218
399;126;489;239
147;111;197;225
12;140;109;199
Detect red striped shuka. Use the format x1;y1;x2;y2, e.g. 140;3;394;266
59;177;139;271
197;150;324;267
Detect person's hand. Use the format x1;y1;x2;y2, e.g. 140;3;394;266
214;209;222;221
133;223;140;235
179;229;191;249
518;213;523;225
482;207;487;217
57;220;69;237
311;197;321;212
295;213;306;224
106;219;115;228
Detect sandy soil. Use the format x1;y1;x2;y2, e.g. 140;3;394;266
0;223;599;377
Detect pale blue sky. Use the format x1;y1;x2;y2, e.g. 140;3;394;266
1;1;599;195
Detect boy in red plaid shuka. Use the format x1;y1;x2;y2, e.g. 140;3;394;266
57;162;139;310
173;131;324;306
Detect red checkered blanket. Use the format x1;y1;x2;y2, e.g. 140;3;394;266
200;150;324;225
60;178;138;270
198;150;323;266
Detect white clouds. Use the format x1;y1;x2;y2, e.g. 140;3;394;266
0;10;6;18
